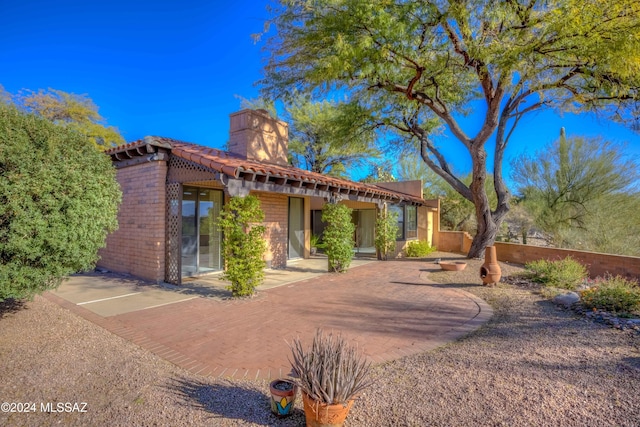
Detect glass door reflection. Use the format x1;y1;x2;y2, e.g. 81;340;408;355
181;187;223;277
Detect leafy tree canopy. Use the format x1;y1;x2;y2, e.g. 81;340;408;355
2;86;124;150
287;96;380;177
360;160;396;183
0;105;121;301
261;0;640;257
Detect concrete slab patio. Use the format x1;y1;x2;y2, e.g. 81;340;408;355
45;258;492;380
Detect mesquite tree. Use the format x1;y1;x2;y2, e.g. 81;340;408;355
261;0;640;258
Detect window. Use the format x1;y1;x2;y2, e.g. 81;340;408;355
405;206;417;239
389;205;404;240
388;205;418;241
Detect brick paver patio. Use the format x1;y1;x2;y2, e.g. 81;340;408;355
45;260;491;380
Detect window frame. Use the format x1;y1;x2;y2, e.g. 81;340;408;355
388;204;419;241
405;205;418;240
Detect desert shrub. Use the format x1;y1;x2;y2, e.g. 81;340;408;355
580;276;640;314
218;195;267;297
289;329;373;404
0;106;120;301
322;203;354;272
524;256;587;290
405;240;436;258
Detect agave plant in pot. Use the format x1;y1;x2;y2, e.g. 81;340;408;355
289;329;373;427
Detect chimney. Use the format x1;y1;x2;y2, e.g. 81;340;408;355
228;109;289;166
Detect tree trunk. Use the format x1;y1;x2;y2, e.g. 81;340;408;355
467;147;498;259
468;211;498;259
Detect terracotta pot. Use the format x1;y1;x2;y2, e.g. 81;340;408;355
302;392;354;427
269;379;297;417
439;261;467;271
480;246;502;285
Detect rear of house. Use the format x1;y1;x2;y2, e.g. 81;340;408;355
98;109;439;284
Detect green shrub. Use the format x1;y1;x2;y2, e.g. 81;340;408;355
218;195;267;297
524;256;587;290
322;203;355;273
580;276;640;314
310;234;326;250
374;208;398;261
405;240;436;258
0;106;121;301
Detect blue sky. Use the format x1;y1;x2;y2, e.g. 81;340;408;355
2;0;639;183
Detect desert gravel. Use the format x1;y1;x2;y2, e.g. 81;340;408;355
1;253;639;426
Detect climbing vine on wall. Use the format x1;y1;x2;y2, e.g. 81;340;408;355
218;195;267;297
375;207;398;261
321;203;355;272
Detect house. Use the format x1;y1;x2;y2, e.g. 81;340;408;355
98;109;439;285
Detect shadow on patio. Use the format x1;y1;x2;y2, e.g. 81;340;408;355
167;376;305;426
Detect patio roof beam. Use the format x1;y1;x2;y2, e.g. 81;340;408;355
221;176;428;206
112;152;168;169
241;171;257;182
303;181;317;190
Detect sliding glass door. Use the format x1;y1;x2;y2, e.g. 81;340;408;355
288;197;305;259
181;187;223;276
352;209;376;254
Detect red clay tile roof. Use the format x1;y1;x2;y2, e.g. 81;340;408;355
106;137;426;205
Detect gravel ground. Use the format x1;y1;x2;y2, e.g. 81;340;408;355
1;252;639;426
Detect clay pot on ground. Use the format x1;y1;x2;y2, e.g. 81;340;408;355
439;261;467;271
480;246;502;285
269;379;297;417
302;392;354;427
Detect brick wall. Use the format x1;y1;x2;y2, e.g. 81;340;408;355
97;160;167;282
254;191;289;268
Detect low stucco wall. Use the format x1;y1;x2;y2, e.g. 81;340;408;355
435;230;640;278
494;242;640;278
437;230;473;254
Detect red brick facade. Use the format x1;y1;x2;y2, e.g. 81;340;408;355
99;111;433;284
254;191;290;268
97;160;167;282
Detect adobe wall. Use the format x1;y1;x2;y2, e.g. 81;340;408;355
228;109;289;166
435;230;640;278
437;230;473;253
375;180;423;198
417;206;431;245
97;160;167;283
494;242;640;278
